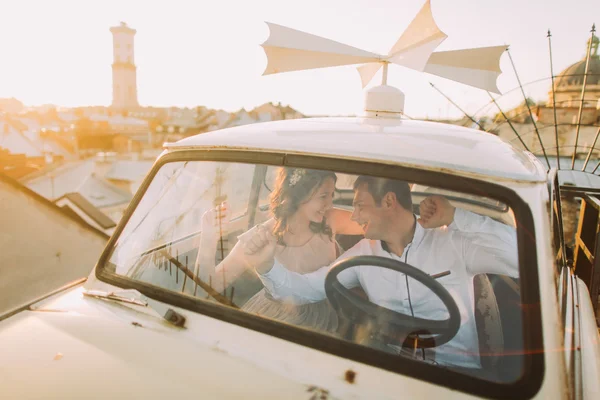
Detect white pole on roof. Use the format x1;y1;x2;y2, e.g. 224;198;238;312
381;62;389;86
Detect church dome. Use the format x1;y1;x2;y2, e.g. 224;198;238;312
555;35;600;89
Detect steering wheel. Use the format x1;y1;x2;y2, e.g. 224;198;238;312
325;255;460;348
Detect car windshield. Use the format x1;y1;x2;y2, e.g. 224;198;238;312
102;159;530;388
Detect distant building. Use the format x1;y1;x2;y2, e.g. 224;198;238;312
493;36;600;158
0;98;24;114
250;102;305;122
89;114;149;135
504;36;600;126
228;109;255;127
0;148;45;180
549;35;600;109
0;120;44;159
110;22;139;110
128;107;167;120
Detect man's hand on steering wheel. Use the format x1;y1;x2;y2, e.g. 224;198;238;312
325;255;461;349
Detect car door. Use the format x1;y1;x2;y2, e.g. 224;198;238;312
552;169;600;399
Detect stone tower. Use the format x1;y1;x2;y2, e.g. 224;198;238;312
110;22;139;109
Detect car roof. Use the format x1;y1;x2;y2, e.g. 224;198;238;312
166;117;547;183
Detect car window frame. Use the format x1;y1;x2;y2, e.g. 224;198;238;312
95;149;544;400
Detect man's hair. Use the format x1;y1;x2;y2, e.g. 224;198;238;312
353;175;413;211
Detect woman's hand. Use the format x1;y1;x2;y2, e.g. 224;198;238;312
241;223;278;274
195;202;230;278
239;219;276;255
200;201;230;243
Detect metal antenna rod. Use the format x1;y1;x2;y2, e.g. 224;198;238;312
583;127;600;172
382;62;389;85
429;82;484;130
548;30;561;169
213;167;228;297
487;92;531;152
471;76;553;119
572;24;596;169
181;255;188;293
592;158;600;174
507;48;550;169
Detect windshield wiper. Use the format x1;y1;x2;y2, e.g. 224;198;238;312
83;289;186;327
83;290;147;306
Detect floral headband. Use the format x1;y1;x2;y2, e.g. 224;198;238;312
289;168;306;187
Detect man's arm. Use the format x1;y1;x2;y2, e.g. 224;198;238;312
451;208;519;277
419;195;518;277
256;240;368;304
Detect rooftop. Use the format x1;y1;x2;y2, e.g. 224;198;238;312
55;192;117;230
105;159;154;182
0;121;43;158
22;159;132;208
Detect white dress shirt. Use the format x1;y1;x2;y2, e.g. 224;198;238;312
257;208;519;369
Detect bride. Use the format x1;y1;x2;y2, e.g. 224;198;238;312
197;167;361;332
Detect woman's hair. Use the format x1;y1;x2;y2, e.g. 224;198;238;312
269;167;337;245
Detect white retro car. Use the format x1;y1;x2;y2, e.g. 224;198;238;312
1;3;599;399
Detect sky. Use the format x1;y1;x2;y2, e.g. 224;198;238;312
0;0;597;119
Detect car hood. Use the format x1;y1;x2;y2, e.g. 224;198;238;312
0;285;325;399
0;283;504;400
